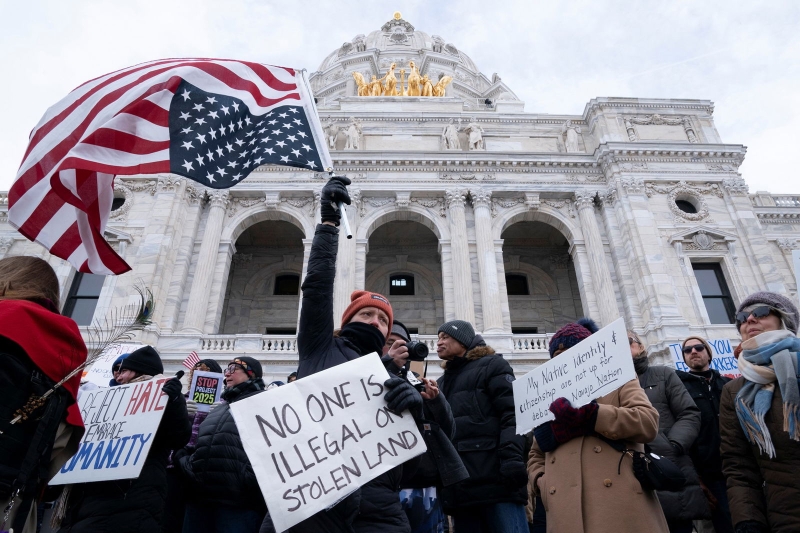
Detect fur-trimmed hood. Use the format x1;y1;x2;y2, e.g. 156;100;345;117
466;345;496;360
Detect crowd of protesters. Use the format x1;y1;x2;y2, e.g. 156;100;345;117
1;175;799;533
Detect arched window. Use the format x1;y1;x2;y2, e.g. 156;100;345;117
505;274;529;296
389;274;414;296
675;199;698;214
274;274;300;295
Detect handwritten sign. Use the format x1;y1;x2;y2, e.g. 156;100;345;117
189;370;224;412
669;338;740;378
82;343;143;387
49;377;169;485
230;353;427;533
513;317;635;434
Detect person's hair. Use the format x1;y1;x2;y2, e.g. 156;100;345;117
627;330;648;358
0;256;61;310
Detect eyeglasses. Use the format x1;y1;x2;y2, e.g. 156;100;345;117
736;306;774;324
224;364;242;375
628;337;640;345
682;344;706;355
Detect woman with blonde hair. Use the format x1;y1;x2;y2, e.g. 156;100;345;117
0;256;87;533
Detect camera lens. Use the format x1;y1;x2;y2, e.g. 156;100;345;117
405;340;429;361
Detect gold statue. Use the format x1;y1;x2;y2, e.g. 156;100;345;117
393;11;402;20
369;75;383;96
420;75;433;97
406;61;422;96
382;63;398;96
351;72;370;97
399;69;408;96
432;75;453;97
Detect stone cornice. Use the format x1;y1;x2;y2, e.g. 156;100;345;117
583;97;715;120
315;112;587;125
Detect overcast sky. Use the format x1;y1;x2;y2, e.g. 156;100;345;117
2;0;798;194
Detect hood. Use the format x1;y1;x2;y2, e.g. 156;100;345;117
466;345;496;360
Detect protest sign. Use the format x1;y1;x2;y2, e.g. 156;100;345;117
82;343;143;387
49;377;169;485
189;370;224;412
669;338;740;378
230;353;427;533
513;317;635;434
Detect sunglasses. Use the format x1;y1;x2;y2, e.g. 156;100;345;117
735;306;774;324
682;344;706;355
628;337;640;345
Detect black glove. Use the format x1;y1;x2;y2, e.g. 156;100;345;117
383;377;423;419
499;459;529;487
162;377;183;402
734;521;768;533
320;175;351;226
172;446;191;463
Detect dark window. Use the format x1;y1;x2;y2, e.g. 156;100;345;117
406;327;419;335
512;327;539;334
63;273;105;326
506;274;529;296
111;197;125;211
265;328;297;335
692;263;735;324
274;274;300;295
675;200;697;214
390;275;414;296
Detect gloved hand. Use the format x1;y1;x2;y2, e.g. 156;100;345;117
186;399;198;417
549;398;599;444
320;175;351;226
384;377;423;419
533;422;559;453
162;377;183;402
499;459;529;487
208;401;225;413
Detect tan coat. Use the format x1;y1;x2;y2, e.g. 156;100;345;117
527;379;669;533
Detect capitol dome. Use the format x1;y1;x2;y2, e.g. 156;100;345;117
309;13;520;110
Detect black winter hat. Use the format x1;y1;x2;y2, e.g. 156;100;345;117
196;358;223;374
437;320;476;349
120;345;163;377
229;356;262;379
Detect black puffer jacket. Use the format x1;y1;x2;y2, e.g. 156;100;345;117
177;379;265;512
437;344;527;513
637;361;710;522
59;378;191;533
676;369;731;480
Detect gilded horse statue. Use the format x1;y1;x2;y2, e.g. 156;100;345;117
432;75;453;97
351;72;370;96
382;63;398;96
407;61;422;96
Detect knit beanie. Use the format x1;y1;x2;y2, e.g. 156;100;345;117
196;358;223;374
230;356;262;379
549;318;599;358
681;336;714;362
390;320;411;342
112;353;131;372
341;290;393;329
735;291;798;334
120;345;163;377
437;320;476;349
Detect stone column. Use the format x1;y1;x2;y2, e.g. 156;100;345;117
446;188;475;324
470;188;504;332
575;191;619;326
182;190;230;332
332;188;359;325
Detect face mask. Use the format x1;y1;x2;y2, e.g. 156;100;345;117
340;321;385;356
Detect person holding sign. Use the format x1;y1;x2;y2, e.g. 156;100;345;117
56;346;190;533
0;256;88;533
292;176;428;533
176;356;266;533
527;319;669;533
720;292;800;533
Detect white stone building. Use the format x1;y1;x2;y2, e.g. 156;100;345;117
2;14;799;381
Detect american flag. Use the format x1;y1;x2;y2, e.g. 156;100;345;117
183;350;201;369
9;59;332;275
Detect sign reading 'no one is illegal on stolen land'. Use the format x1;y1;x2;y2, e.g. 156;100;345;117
230;353;427;533
513;317;636;435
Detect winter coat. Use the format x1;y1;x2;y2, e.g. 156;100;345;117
720;377;800;533
436;345;527;512
676;369;731;480
177;380;266;513
59;376;191;533
297;223;362;378
528;379;669;533
637;361;709;522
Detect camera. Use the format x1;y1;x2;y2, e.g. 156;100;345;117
405;340;429;362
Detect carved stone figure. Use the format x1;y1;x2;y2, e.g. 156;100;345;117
352;34;366;52
431;35;445;53
344;117;362;150
382;63;398;96
561;120;582;153
323;118;338;150
625;120;637;142
420;75;433;97
465;118;484;151
352;72;370;96
683;117;698;143
441;119;461;150
432;75;453;97
407;61;422;96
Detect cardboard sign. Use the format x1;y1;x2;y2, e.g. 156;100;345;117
49;377;169;485
82;343;143;387
230;353;427;533
513;317;635;434
189;370;224;412
669;338;740;378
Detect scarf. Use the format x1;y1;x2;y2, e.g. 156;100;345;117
735;329;800;458
633;355;649;375
339;321;385;356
